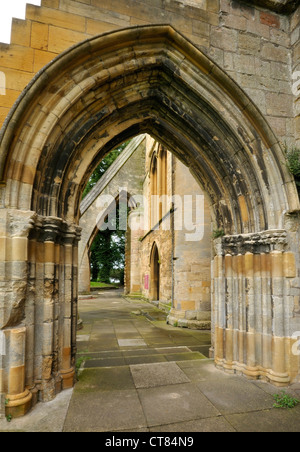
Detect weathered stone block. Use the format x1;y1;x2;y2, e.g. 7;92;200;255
283;252;297;278
196;311;211;321
0;45;34;72
86;19;118;35
261;42;287;63
260;11;280;28
211;26;238;51
33;49;58;72
42;0;60;8
48;26;88;53
26;4;86;32
234;54;256;74
238;32;261;55
10;19;32;47
31;22;49;51
266;92;294;117
185;310;197;320
221;12;247;31
192;19;210;37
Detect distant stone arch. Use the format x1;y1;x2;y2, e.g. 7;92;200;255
150;242;160;302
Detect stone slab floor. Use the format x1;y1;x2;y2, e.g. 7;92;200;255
1;290;300;432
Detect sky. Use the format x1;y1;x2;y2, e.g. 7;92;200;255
0;0;41;44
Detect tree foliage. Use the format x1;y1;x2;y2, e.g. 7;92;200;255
90;226;126;284
85;141;130;285
285;144;300;197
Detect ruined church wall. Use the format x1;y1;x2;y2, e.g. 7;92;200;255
169;157;212;329
291;5;300;147
139;147;173;304
137;143;213;329
0;0;298;145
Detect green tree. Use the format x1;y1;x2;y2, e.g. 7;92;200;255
90;205;126;284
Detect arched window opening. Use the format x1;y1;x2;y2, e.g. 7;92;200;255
150;242;160;302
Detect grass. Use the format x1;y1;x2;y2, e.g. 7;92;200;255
75;356;92;379
273;391;300;409
90;281;118;288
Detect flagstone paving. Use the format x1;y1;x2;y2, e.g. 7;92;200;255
1;290;300;432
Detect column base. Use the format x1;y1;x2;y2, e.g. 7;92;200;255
167;309;211;330
60;367;75;389
5;389;32;418
215;358;291;387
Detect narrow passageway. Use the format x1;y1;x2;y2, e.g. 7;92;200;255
62;292;300;433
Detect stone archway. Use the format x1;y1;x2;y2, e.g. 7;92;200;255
0;25;299;417
78;135;146;293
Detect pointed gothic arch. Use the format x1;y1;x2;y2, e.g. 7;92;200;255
150;242;160;302
0;25;299;417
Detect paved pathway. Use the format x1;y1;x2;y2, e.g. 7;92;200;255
65;291;300;432
1;290;300;432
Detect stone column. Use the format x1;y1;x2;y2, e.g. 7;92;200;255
42;240;56;400
0;211;82;416
32;217;62;401
26;216;81;402
59;224;81;391
124;227;131;295
214;230;300;386
128;210;143;294
5;327;32;418
0;210;36;418
78;248;91;294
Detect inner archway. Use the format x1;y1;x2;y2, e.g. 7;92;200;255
0;25;299;417
150;243;160;302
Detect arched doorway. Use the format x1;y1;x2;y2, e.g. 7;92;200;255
0;25;299;417
150;243;160;302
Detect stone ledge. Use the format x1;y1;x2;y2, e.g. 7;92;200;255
168;314;211;331
240;0;299;14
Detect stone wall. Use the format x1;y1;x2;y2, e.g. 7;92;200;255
218;1;295;146
134;140;213;329
139;140;174;304
168;158;212;330
0;0;298;145
291;5;300;146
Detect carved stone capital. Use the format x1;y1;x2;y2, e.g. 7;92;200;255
29;215;82;244
217;230;288;256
